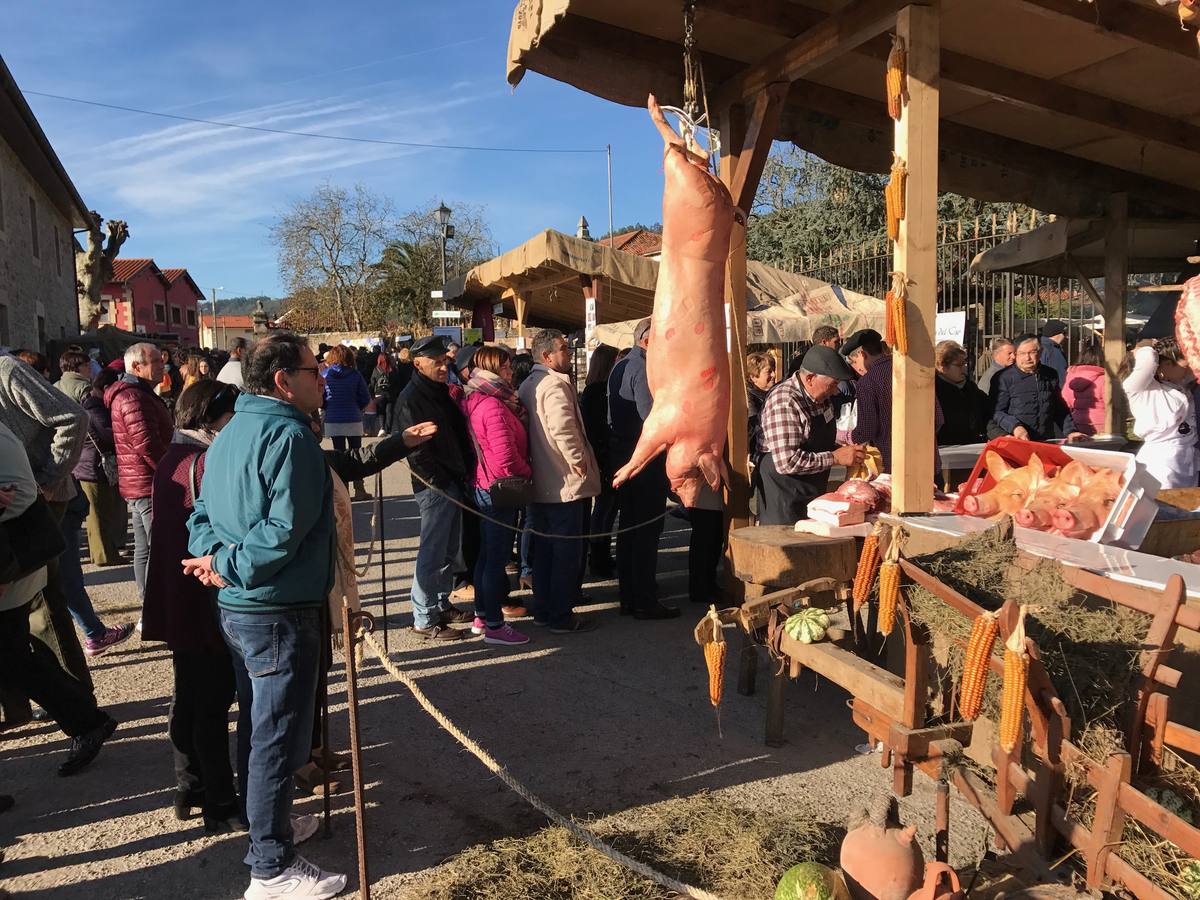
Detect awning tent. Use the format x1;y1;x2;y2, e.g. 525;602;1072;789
970;217;1200;278
443;228;885;340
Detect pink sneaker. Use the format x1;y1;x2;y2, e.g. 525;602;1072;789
85;623;135;657
470;617;486;635
483;624;530;646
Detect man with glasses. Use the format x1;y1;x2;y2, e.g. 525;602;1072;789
183;332;346;899
991;333;1085;443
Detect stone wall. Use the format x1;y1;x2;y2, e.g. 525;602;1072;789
0;133;80;350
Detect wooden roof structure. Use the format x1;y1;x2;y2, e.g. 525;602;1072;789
508;0;1200;221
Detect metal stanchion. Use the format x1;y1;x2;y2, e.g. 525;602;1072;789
343;606;374;899
374;469;389;651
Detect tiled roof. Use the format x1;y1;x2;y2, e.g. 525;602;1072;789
161;268;186;282
109;258;156;283
607;229;662;256
207;315;256;329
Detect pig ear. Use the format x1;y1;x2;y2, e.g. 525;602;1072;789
1059;460;1091;484
986;451;1013;480
899;825;918;844
1027;452;1048;476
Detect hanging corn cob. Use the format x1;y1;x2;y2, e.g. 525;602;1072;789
884;288;897;346
695;605;727;706
877;525;903;637
999;605;1030;754
886;154;908;241
853;522;884;613
890;272;909;355
886;35;907;120
958;612;998;721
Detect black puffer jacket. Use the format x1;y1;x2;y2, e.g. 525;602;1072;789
391;372;474;493
935;375;990;445
74;393;116;484
990;364;1076;441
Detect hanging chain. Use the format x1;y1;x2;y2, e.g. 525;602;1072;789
679;1;719;171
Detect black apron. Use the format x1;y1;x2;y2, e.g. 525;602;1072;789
754;403;838;526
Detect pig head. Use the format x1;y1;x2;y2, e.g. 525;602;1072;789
1013;459;1090;530
962;451;1049;518
611;95;736;507
1050;468;1124;538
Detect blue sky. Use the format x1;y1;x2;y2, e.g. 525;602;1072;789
6;0;670;298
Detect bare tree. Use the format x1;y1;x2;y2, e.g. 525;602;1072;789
75;212;130;331
271;183;394;332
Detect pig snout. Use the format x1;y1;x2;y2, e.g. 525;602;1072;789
1051;509;1078;533
963;493;998;517
1014;507;1043;528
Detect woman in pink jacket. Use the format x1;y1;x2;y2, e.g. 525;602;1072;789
1061;344;1106;436
460;346;532;646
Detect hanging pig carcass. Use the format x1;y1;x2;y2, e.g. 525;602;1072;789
612;95;738;507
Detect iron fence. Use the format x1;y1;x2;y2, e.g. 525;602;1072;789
762;217;1102;377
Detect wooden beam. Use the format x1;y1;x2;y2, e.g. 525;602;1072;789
1103;193;1129;437
701;0;818;36
1013;0;1200;63
720;102;751;606
891;4;939;514
730;82;789;214
712;0;918;110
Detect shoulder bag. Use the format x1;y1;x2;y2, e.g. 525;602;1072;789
87;431;120;486
466;416;533;510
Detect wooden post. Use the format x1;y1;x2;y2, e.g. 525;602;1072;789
1103;193;1128;437
890;4;940;513
515;291;529;342
720;102;751;607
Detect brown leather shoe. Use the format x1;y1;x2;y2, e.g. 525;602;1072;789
294;761;343;796
502;605;527;620
412;623;465;641
440;607;474;626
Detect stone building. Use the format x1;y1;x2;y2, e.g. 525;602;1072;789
0;55;90;350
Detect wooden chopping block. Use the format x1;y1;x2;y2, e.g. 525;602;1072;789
729;525;858;589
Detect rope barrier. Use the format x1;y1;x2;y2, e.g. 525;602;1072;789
360;628;723;900
398;459;673;541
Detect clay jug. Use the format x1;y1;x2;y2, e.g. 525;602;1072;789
907;863;963;900
840;795;924;900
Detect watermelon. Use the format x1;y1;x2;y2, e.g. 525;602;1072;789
774;863;850;900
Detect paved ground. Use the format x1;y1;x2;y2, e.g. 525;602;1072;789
0;445;990;899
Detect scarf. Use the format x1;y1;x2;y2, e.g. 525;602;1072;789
466;369;527;424
326;470;362;659
174;428;216;447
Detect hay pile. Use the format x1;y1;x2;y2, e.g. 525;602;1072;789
409;793;841;900
905;523;1151;736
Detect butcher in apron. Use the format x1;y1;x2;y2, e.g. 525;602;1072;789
754;346;866;526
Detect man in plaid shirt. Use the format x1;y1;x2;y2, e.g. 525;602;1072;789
755;346;865;525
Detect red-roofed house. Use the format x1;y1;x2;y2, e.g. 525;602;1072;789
101;259;201;343
607;228;662;258
161;268;201;344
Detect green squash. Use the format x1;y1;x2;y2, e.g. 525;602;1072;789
784;608;830;644
775;863;850;900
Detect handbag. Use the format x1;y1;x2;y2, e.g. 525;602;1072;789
466;424;533;510
0;495;67;582
87;432;119;486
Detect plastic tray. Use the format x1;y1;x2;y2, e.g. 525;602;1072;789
953;437;1161;549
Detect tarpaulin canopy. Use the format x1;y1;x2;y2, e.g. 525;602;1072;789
443;228;885;340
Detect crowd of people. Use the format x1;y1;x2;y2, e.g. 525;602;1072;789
2;311;1195;899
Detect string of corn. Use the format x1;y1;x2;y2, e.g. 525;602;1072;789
886;35;907;120
852;524;883;612
884;289;897;346
877;524;904;637
958;612;998;721
705;641;727;707
891;273;909;355
999;605;1030;753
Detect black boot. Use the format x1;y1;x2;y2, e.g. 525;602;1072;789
203;800;248;834
173;787;205;820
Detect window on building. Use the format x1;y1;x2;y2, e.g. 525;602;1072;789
54;225;61;275
28;197;38;258
171;306;182;325
186;308;196;327
37;315;45;350
154;303;166;323
0;304;9;345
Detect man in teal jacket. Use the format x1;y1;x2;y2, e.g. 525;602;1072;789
184;332;346;900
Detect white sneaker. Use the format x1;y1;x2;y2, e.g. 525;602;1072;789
292;813;319;845
244;854;347;899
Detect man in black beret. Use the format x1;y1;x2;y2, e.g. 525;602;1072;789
755;345;866;525
392;335;476;640
1039;319;1068;386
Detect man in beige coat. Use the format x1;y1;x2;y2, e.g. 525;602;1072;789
518;330;600;633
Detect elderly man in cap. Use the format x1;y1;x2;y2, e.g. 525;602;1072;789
991;333;1085;443
608;317;676;619
756;346;866;525
392;335;476;641
450;343;480;604
1039;320;1069;385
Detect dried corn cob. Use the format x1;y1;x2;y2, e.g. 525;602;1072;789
886;35;907;120
891;273;909;355
999;606;1030;753
891;155;908;221
705;640;727;707
884;289;896;346
878;561;900;636
852;525;883;612
958;612;998;721
886;178;901;241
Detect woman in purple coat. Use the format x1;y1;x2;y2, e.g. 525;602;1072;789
460;346;532;646
141;380;243;833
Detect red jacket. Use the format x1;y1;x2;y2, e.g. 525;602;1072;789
105;376;174;499
460;391;530;489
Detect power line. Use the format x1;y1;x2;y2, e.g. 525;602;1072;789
22;89;608;155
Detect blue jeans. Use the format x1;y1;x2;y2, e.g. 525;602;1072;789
517;506;534;579
473;487;517;628
129;496;153;602
411;484;464;629
221;607;321;880
59;485;105;640
529;499;588;626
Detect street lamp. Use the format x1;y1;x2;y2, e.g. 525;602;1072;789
209;286;223;349
435;202;453;309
